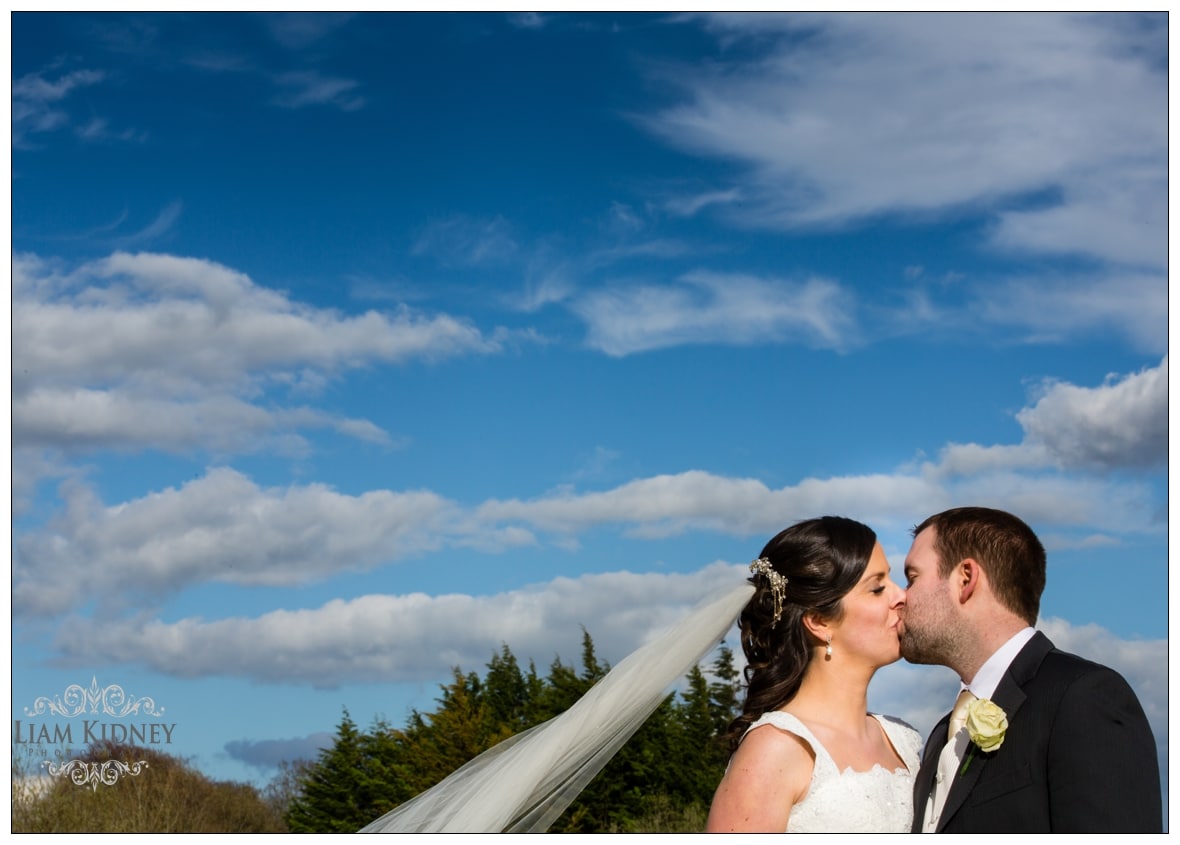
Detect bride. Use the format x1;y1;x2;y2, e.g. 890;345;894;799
362;516;916;833
706;516;918;832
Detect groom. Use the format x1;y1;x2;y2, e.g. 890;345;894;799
899;506;1161;832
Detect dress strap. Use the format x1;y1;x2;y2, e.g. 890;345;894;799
743;711;837;775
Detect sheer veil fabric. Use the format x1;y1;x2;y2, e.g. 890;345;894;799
360;583;755;833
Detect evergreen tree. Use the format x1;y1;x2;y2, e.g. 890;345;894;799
579;627;607;682
285;710;406;832
482;644;530;732
675;664;725;806
708;644;743;736
395;667;514;790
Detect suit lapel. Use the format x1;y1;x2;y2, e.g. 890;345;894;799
934;632;1053;831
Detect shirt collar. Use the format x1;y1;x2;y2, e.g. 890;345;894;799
962;627;1036;700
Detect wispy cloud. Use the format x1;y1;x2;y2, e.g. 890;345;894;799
12;67;106;147
664;187;743;218
645;13;1166;268
507;12;548;30
573;270;858;356
116;200;184;245
974;272;1167;354
263;12;357;49
273;70;365;111
411;215;519;267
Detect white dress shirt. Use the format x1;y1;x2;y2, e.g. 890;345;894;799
922;627;1036;831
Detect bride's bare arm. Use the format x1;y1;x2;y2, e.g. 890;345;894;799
705;724;815;833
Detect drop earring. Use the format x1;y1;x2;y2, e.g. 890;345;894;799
825;636;833;659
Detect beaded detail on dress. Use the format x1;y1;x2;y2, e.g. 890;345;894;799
742;711;921;833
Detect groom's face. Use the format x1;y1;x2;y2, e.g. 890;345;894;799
898;526;959;665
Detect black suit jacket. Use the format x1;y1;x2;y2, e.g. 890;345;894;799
911;632;1161;832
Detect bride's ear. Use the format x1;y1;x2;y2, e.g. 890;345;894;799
801;611;832;644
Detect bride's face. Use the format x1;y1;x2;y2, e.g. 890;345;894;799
828;543;905;667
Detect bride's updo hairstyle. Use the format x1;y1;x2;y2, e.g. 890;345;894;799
727;515;877;749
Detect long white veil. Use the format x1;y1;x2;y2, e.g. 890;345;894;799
360;582;754;833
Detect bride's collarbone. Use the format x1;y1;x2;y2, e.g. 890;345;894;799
782;710;902;773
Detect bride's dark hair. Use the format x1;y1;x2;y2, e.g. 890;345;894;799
727;516;877;750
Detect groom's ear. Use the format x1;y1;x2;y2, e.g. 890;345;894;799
955;558;981;604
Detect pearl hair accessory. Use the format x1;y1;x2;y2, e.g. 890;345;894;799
749;557;788;625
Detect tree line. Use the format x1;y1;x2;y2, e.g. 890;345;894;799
287;630;742;833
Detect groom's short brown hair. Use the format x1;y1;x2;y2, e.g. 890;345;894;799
913;506;1046;625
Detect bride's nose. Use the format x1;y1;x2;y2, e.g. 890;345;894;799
889;579;905;606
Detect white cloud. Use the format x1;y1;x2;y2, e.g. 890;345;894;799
937;357;1167;474
13;251;509;456
12;467;468;618
647;13;1166;268
12;390;390;454
1017;358;1167;469
479;470;939;539
574;270;858;356
49;564;745;687
931;471;1159;535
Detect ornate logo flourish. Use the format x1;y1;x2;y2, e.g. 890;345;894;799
24;677;165;718
44;758;149;791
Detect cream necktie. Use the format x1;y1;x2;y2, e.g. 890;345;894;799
925;689;977;831
946;688;977;742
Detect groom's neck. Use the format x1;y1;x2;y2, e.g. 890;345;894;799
955;613;1028;684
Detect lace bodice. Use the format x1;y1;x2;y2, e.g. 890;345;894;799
743;711;921;833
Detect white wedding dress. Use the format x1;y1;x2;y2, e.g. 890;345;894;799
742;711;921;833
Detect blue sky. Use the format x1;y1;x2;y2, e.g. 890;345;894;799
10;11;1168;800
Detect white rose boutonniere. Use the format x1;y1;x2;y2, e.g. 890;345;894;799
959;698;1008;775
